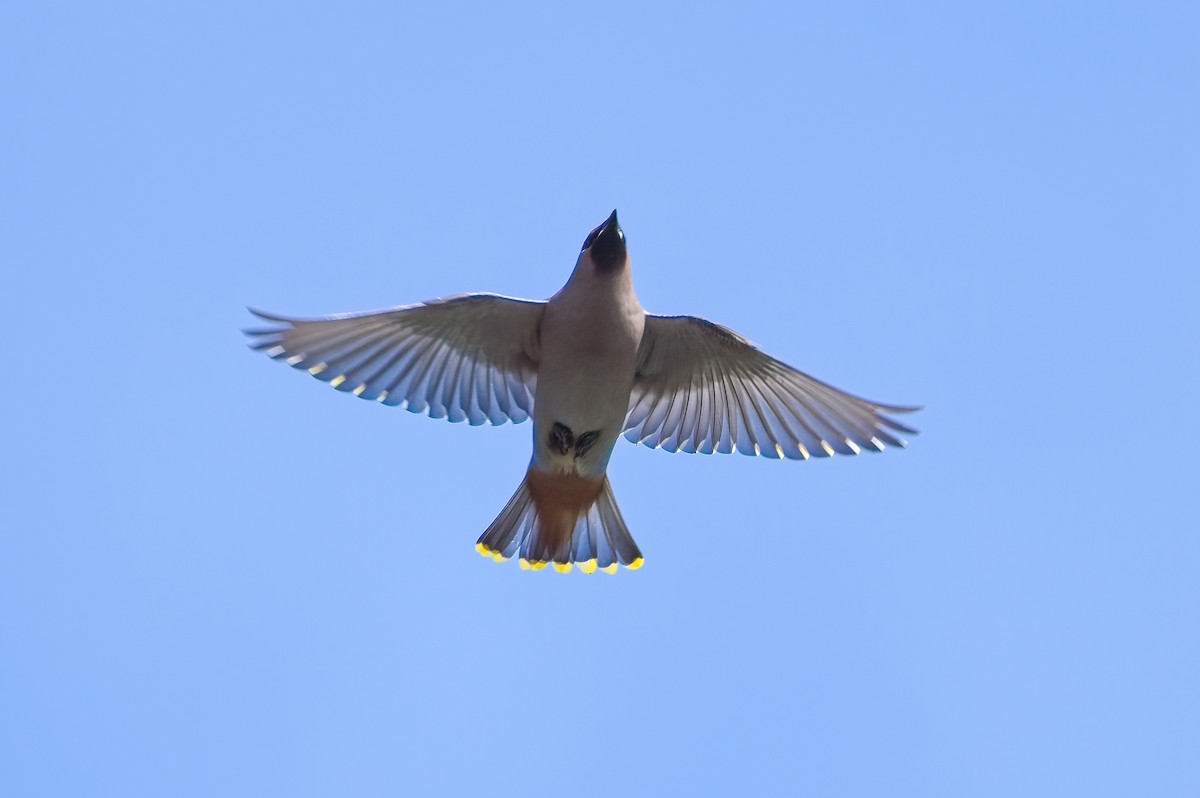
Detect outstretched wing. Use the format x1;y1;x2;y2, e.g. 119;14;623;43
245;293;544;425
624;314;920;459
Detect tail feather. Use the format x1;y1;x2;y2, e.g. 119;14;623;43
476;466;643;574
476;480;532;561
595;480;639;566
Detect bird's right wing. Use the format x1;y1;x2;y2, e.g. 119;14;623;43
625;314;920;458
244;293;544;425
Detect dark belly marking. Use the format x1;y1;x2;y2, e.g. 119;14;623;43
549;422;602;460
550;422;574;455
574;430;600;460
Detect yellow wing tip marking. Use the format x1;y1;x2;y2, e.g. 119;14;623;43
329;375;346;389
578;559;597;574
286;354;304;365
600;563;618;575
820;440;835;457
475;542;489;557
774;443;785;459
519;558;548;571
352;383;367;396
307;362;328;375
626;557;644;571
376;390;390;403
552;562;573;573
797;443;810;460
518;558;531;570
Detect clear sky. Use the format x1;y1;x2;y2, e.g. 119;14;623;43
3;2;1197;796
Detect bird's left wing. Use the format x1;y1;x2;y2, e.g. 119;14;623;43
625;314;920;458
245;293;544;425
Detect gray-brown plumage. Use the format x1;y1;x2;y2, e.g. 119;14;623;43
245;210;919;573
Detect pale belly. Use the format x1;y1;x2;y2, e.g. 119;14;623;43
531;306;642;475
530;274;645;474
532;354;635;475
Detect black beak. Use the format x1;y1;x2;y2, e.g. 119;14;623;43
590;209;626;271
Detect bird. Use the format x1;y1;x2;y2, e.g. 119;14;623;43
244;210;919;574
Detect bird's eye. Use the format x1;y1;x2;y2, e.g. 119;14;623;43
581;226;602;251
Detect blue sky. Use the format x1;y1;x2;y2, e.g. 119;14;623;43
3;2;1197;795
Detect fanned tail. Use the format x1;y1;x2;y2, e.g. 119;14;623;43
476;465;642;574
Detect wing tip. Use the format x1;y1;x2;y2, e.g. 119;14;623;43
245;306;294;324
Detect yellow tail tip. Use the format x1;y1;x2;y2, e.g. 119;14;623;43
504;556;632;573
476;542;509;562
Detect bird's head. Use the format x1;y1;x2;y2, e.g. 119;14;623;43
580;209;627;273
